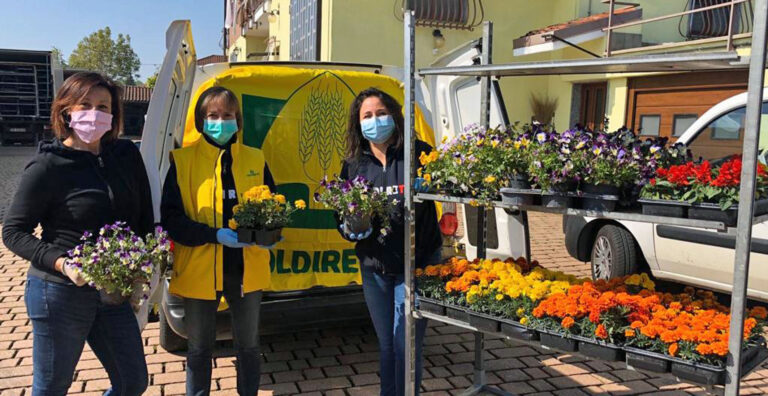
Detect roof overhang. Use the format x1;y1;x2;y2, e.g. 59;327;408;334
513;7;643;57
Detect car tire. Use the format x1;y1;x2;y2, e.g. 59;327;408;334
591;225;638;280
159;309;187;352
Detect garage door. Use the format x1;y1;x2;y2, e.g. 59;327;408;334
627;71;748;142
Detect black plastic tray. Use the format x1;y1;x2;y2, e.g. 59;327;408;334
669;344;762;386
468;311;500;333
539;331;579;352
499;319;539;341
638;198;689;218
445;304;469;323
688;199;768;227
624;346;671;374
576;336;625;362
417;296;446;316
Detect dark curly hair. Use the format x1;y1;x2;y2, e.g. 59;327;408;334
346;88;404;161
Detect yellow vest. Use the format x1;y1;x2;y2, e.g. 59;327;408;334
168;137;271;300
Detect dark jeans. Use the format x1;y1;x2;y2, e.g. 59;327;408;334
24;275;148;396
361;251;441;396
184;279;263;396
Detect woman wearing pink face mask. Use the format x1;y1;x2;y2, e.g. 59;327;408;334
3;72;153;396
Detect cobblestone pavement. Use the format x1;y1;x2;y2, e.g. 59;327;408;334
0;146;767;395
0;147;35;222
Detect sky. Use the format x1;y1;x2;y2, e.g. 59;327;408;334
0;0;224;82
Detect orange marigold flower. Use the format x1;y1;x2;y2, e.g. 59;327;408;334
625;329;636;338
749;306;768;320
561;317;575;329
630;321;644;329
595;324;608;339
668;343;679;356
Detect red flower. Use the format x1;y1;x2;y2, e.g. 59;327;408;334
694;161;712;184
650;178;657;186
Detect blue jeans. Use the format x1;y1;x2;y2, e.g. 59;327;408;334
184;279;262;396
362;251;441;396
24;275;148;396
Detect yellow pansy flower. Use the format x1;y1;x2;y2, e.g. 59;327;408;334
294;199;306;209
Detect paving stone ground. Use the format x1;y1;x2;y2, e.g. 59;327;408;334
0;146;766;395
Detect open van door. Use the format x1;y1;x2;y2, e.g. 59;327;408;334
137;20;196;330
422;40;528;261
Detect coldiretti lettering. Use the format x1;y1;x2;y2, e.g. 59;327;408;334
269;249;359;274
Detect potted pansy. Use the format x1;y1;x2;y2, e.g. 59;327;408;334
527;126;585;208
315;175;395;236
68;222;171;305
230;185;305;245
580;135;640;211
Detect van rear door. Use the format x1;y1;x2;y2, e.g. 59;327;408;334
140;20;197;223
137;20;196;328
423;40;528;260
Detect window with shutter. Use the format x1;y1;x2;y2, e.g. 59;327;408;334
290;0;320;61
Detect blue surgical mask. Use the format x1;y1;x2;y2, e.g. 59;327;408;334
361;115;395;144
203;119;239;146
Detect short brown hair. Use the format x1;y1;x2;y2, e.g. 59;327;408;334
50;72;123;142
194;86;243;133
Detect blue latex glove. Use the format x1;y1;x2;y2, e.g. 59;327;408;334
216;228;253;249
342;224;373;241
414;177;430;193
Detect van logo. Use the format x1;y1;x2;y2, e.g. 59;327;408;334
246;170;260;177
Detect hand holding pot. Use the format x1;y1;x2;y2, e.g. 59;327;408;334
342;224;373;241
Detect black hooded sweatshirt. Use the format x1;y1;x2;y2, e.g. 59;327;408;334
339;139;442;274
2;138;154;284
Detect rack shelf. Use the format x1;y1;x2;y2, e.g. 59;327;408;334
418;51;747;77
416;193;768;231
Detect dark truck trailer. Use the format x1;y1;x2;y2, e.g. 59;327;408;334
0;49;61;145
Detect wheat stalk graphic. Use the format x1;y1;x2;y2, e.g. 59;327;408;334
330;90;346;160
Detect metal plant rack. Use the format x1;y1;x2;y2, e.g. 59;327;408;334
402;2;768;396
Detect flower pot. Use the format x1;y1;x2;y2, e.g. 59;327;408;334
99;289;128;305
508;174;531;190
539;331;578;352
417;296;445;316
237;228;282;245
638;199;689;218
500;188;536;206
468;311;500;333
344;214;372;234
624;347;671;374
445;305;469;323
669;343;762;386
580;184;620;212
688;203;738;227
541;192;574;209
575;337;624;362
499;320;539;341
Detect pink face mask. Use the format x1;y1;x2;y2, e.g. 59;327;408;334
68;110;113;144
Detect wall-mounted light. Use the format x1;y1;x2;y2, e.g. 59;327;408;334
268;9;279;24
433;29;446;49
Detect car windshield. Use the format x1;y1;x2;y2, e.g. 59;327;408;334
687;102;768;162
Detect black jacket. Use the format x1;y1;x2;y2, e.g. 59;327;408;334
2;138;154;284
339;139;441;274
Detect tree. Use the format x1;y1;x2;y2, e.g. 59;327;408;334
144;72;158;89
68;27;141;85
51;46;66;68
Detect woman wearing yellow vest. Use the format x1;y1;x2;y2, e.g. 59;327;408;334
161;86;275;396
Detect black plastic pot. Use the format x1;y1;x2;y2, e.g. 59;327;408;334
499;320;539;341
238;228;283;246
344;215;372;234
541;192;574;209
688;203;739;227
99;289;128;305
468;311;500;332
624;347;671;374
575;337;625;361
509;174;531;189
416;296;445;316
580;184;620;212
500;187;536;206
445;305;469;323
669;345;761;386
638;199;689;218
539;331;579;352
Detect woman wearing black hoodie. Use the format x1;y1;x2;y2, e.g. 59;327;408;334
340;88;442;396
2;72;153;396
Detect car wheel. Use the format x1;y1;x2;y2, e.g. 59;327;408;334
159;308;187;352
591;225;638;280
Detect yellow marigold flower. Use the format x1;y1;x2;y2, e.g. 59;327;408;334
233;204;242;213
419;151;429;165
519;317;528;325
275;194;286;204
294;199;306;209
228;219;238;229
516;308;525;317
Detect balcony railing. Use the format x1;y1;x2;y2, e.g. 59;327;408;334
604;0;754;56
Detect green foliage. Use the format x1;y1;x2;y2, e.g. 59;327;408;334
68;27;141;84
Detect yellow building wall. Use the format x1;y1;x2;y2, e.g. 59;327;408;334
227;35;269;62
